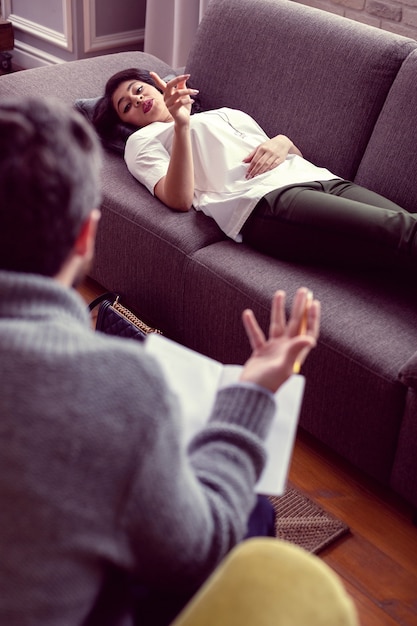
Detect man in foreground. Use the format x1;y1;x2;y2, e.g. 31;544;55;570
0;98;319;625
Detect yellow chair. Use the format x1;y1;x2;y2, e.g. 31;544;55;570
172;538;358;626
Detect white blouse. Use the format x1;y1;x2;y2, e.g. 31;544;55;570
125;107;339;241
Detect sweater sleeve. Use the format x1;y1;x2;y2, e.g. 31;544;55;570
120;364;275;592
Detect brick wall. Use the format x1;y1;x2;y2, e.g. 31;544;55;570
292;0;417;39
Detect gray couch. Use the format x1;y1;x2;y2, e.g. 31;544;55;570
2;0;417;513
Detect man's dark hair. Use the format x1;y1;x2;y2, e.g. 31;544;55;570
0;97;102;276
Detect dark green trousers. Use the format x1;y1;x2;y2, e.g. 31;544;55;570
241;180;417;273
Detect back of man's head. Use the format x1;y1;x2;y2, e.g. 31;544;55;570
0;97;102;277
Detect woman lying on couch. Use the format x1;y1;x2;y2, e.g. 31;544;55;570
91;68;417;274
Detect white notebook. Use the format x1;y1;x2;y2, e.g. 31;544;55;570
144;333;305;496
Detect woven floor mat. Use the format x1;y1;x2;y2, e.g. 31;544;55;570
268;483;350;554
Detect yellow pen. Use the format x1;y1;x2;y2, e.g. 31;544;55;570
293;290;313;374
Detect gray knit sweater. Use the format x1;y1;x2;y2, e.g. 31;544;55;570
0;271;275;626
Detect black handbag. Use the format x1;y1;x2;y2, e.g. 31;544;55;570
88;293;162;342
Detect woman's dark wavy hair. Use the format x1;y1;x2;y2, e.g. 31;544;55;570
92;68;201;148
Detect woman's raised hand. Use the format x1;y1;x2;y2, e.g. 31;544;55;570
240;288;320;393
150;72;199;126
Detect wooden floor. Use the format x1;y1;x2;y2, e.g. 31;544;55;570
79;276;417;626
290;432;417;626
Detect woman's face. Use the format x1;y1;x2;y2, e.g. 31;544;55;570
112;79;172;127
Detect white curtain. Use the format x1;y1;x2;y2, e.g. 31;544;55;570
144;0;211;68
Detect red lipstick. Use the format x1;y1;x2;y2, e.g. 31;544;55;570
143;99;153;114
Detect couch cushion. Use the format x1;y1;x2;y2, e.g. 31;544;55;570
89;151;225;337
355;49;417;214
180;240;417;482
186;0;417;181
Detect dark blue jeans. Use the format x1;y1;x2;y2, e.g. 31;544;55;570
132;495;275;626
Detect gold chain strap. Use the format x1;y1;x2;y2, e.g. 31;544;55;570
112;297;162;335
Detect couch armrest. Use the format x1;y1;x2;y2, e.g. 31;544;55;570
399;352;417;389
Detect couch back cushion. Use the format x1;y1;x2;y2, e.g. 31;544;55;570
186;0;417;180
355;49;417;214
